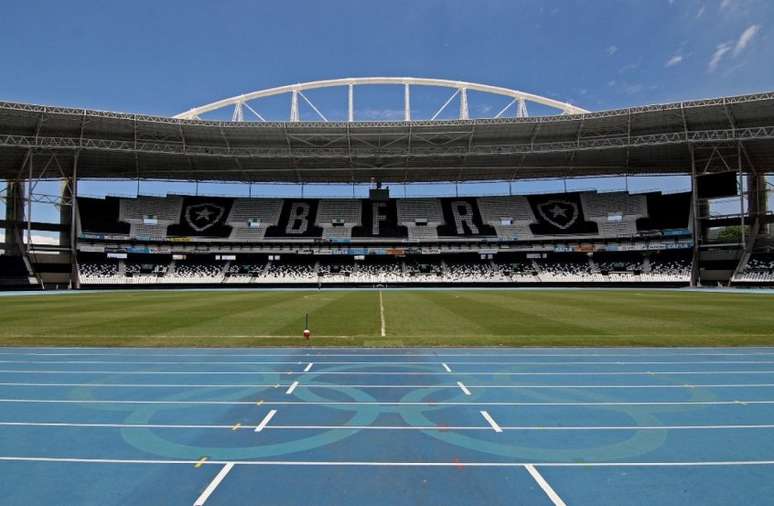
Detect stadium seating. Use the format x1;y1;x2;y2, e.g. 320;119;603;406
79;191;693;243
581;192;646;238
643;251;692;282
119;196;183;241
76;248;695;286
227;199;283;241
735;253;774;283
477;196;535;240
316;200;362;241
397;199;443;241
533;254;598;282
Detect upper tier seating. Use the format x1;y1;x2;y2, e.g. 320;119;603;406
227;199;283;241
316;200;362;240
119;196;183;241
397;199;443;241
477;196;535;240
581;192;646;238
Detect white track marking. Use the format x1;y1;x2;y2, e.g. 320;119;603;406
3;398;774;407
379;290;386;337
442;363;452;372
5;369;774;376
480;411;502;432
3;456;774;467
285;381;299;395
5;421;774;431
303;363;313;372
254;410;277;432
457;381;471;395
525;464;566;506
193;462;234;506
3;381;774;389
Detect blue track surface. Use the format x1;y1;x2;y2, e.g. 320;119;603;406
1;346;774;505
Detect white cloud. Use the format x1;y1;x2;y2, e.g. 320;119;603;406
606;45;618;56
696;4;706;17
665;55;684;67
708;42;733;72
733;24;761;56
707;25;761;72
720;0;737;9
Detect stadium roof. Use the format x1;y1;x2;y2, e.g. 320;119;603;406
1;91;773;183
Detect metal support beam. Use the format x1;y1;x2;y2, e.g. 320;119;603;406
689;144;700;287
348;84;354;122
70;151;80;289
459;88;469;120
290;90;300;122
404;83;411;122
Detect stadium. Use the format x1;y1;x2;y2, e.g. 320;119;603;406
2;75;774;505
2;77;773;293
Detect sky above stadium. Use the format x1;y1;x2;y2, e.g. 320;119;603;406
1;0;771;116
1;0;772;232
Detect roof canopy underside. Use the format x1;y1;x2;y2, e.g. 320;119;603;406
1;92;773;183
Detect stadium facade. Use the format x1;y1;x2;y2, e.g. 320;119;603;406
0;79;772;289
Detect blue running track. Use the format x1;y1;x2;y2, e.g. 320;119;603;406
1;346;774;505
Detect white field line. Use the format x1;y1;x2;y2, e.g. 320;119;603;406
378;290;386;337
525;464;566;506
442;363;452;372
4;456;774;467
3;382;774;389
193;462;234;506
480;411;502;432
7;359;774;366
2;398;773;407
6;421;774;431
254;410;277;432
303;363;313;372
285;381;299;395
457;381;472;395
4;369;774;376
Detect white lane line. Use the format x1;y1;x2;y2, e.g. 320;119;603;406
193;462;234;506
3;382;774;389
303;363;313;372
285;381;299;395
379;290;386;337
480;411;502;432
457;381;471;395
525;464;566;506
5;369;774;376
3;398;774;407
254;410;277;432
442;363;452;372
5;422;774;431
3;456;774;467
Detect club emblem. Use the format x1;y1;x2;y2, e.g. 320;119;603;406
185;203;225;232
536;200;579;230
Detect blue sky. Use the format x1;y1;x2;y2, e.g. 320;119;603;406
1;0;771;231
2;0;771;115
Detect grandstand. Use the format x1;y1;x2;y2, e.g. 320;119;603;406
0;78;772;289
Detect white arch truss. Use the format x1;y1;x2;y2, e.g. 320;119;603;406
174;77;589;122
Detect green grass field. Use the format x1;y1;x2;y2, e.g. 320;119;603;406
2;289;774;347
